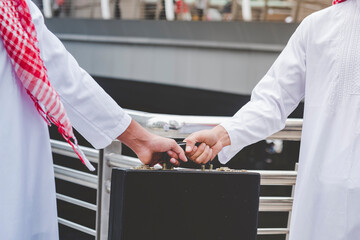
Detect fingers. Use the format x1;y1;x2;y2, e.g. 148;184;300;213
167;150;178;159
195;146;212;164
184;134;197;153
169;158;180;167
169;142;187;162
164;150;180;167
187;143;212;164
184;129;218;154
188;143;206;160
188;145;198;157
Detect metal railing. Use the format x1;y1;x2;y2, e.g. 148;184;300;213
39;0;330;23
51;109;302;240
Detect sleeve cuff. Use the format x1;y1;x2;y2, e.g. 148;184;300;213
91;113;132;149
217;121;246;164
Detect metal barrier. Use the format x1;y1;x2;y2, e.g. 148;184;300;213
51;109;302;240
40;0;330;23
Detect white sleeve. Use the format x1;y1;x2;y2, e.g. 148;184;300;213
28;1;132;149
218;17;310;164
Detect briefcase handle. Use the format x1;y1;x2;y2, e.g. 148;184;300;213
161;142;212;170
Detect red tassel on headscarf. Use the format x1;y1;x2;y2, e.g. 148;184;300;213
333;0;346;5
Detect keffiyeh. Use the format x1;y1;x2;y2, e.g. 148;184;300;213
0;0;95;171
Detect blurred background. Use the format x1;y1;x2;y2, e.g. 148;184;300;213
34;0;331;22
38;1;331;240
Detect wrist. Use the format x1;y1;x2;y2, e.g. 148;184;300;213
117;120;153;152
213;125;231;148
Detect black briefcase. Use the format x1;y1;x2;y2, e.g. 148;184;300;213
108;166;260;240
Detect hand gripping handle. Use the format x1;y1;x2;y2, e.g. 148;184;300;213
161;142;212;170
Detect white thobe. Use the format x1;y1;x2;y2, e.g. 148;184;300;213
219;1;360;239
0;1;131;239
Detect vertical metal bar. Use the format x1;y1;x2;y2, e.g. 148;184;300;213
155;0;162;20
96;141;122;240
293;0;303;23
42;0;52;18
231;0;240;21
101;0;111;19
164;0;175;21
242;0;252;21
285;163;298;240
263;0;269;21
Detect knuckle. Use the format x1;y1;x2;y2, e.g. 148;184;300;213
199;143;206;150
185;136;194;142
188;137;195;142
195;159;202;164
188;156;195;161
201;159;208;165
193;152;201;159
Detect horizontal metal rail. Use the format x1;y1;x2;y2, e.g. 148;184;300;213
56;193;97;211
51;139;100;164
107;154;142;168
54;165;98;189
57;34;285;53
58;217;96;236
258;228;289;235
125;109;302;141
259;197;293;212
250;170;297;186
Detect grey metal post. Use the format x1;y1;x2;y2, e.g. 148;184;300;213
231;0;240;21
101;0;111;19
286;163;298;240
263;0;269;21
42;0;52;17
96;141;122;240
292;0;303;23
155;0;162;20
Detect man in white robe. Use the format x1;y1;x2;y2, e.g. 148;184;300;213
185;0;360;239
0;1;186;239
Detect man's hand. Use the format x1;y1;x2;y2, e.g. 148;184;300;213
133;134;187;166
117;120;187;166
184;125;231;164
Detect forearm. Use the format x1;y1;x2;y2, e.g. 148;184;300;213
218;77;300;163
117;120;153;153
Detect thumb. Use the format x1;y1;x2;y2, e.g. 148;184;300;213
183;134;198;153
170;142;188;162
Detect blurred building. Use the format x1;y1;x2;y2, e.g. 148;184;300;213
39;0;332;22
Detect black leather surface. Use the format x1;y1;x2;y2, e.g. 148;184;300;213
109;168;260;240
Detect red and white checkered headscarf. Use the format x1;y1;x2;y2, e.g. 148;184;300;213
333;0;346;4
0;0;95;171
